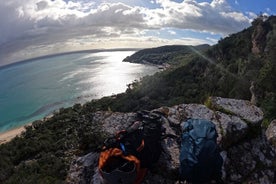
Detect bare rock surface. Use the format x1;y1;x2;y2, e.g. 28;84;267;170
66;97;275;184
266;119;276;149
210;97;264;125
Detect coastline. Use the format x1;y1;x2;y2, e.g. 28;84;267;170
0;114;54;145
0;124;31;145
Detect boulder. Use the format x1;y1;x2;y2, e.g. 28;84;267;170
209;97;263;125
66;152;100;184
266;119;276;149
214;111;248;148
225;136;275;183
66;97;275;184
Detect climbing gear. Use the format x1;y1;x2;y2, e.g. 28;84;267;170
99;148;140;184
179;119;223;183
99;110;165;184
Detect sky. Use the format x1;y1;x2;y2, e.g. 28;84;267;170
0;0;275;66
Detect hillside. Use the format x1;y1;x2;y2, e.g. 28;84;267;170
0;15;275;183
91;15;276;121
205;15;276;120
123;44;210;66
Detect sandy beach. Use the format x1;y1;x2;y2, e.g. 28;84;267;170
0;125;29;145
0;115;53;145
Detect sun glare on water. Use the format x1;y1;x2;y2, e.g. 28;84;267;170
78;51;147;99
95;51;139;94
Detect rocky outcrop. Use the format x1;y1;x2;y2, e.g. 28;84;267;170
209;97;263;125
66;97;275;184
251;16;270;55
266;119;276;149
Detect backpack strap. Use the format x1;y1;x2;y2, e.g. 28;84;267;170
136;110;165;122
102;121;145;155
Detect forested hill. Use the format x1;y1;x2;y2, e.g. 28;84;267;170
204;15;276;120
123;44;210;65
112;15;275;121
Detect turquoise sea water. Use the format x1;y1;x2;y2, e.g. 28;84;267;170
0;51;158;133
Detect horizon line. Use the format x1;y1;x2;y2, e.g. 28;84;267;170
0;48;142;70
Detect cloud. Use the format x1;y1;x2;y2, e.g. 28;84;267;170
246;11;257;20
168;30;176;35
206;37;219;44
150;0;250;35
0;0;253;66
1;1;146;44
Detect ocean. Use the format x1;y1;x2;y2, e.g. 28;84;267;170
0;50;158;133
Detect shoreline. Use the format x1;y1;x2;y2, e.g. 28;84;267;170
0;114;54;145
0;123;32;145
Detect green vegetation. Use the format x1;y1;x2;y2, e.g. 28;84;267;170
0;105;107;183
0;15;275;183
123;44;210;66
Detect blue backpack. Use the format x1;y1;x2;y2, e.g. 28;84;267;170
179;119;223;183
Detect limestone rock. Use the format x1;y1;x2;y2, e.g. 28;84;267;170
225;136;275;183
91;111;137;135
214;111;248;148
178;104;214;120
210;97;263;125
266;119;276;149
66;152;100;184
66;97;275;184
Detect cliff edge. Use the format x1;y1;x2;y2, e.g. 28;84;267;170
66;96;275;184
